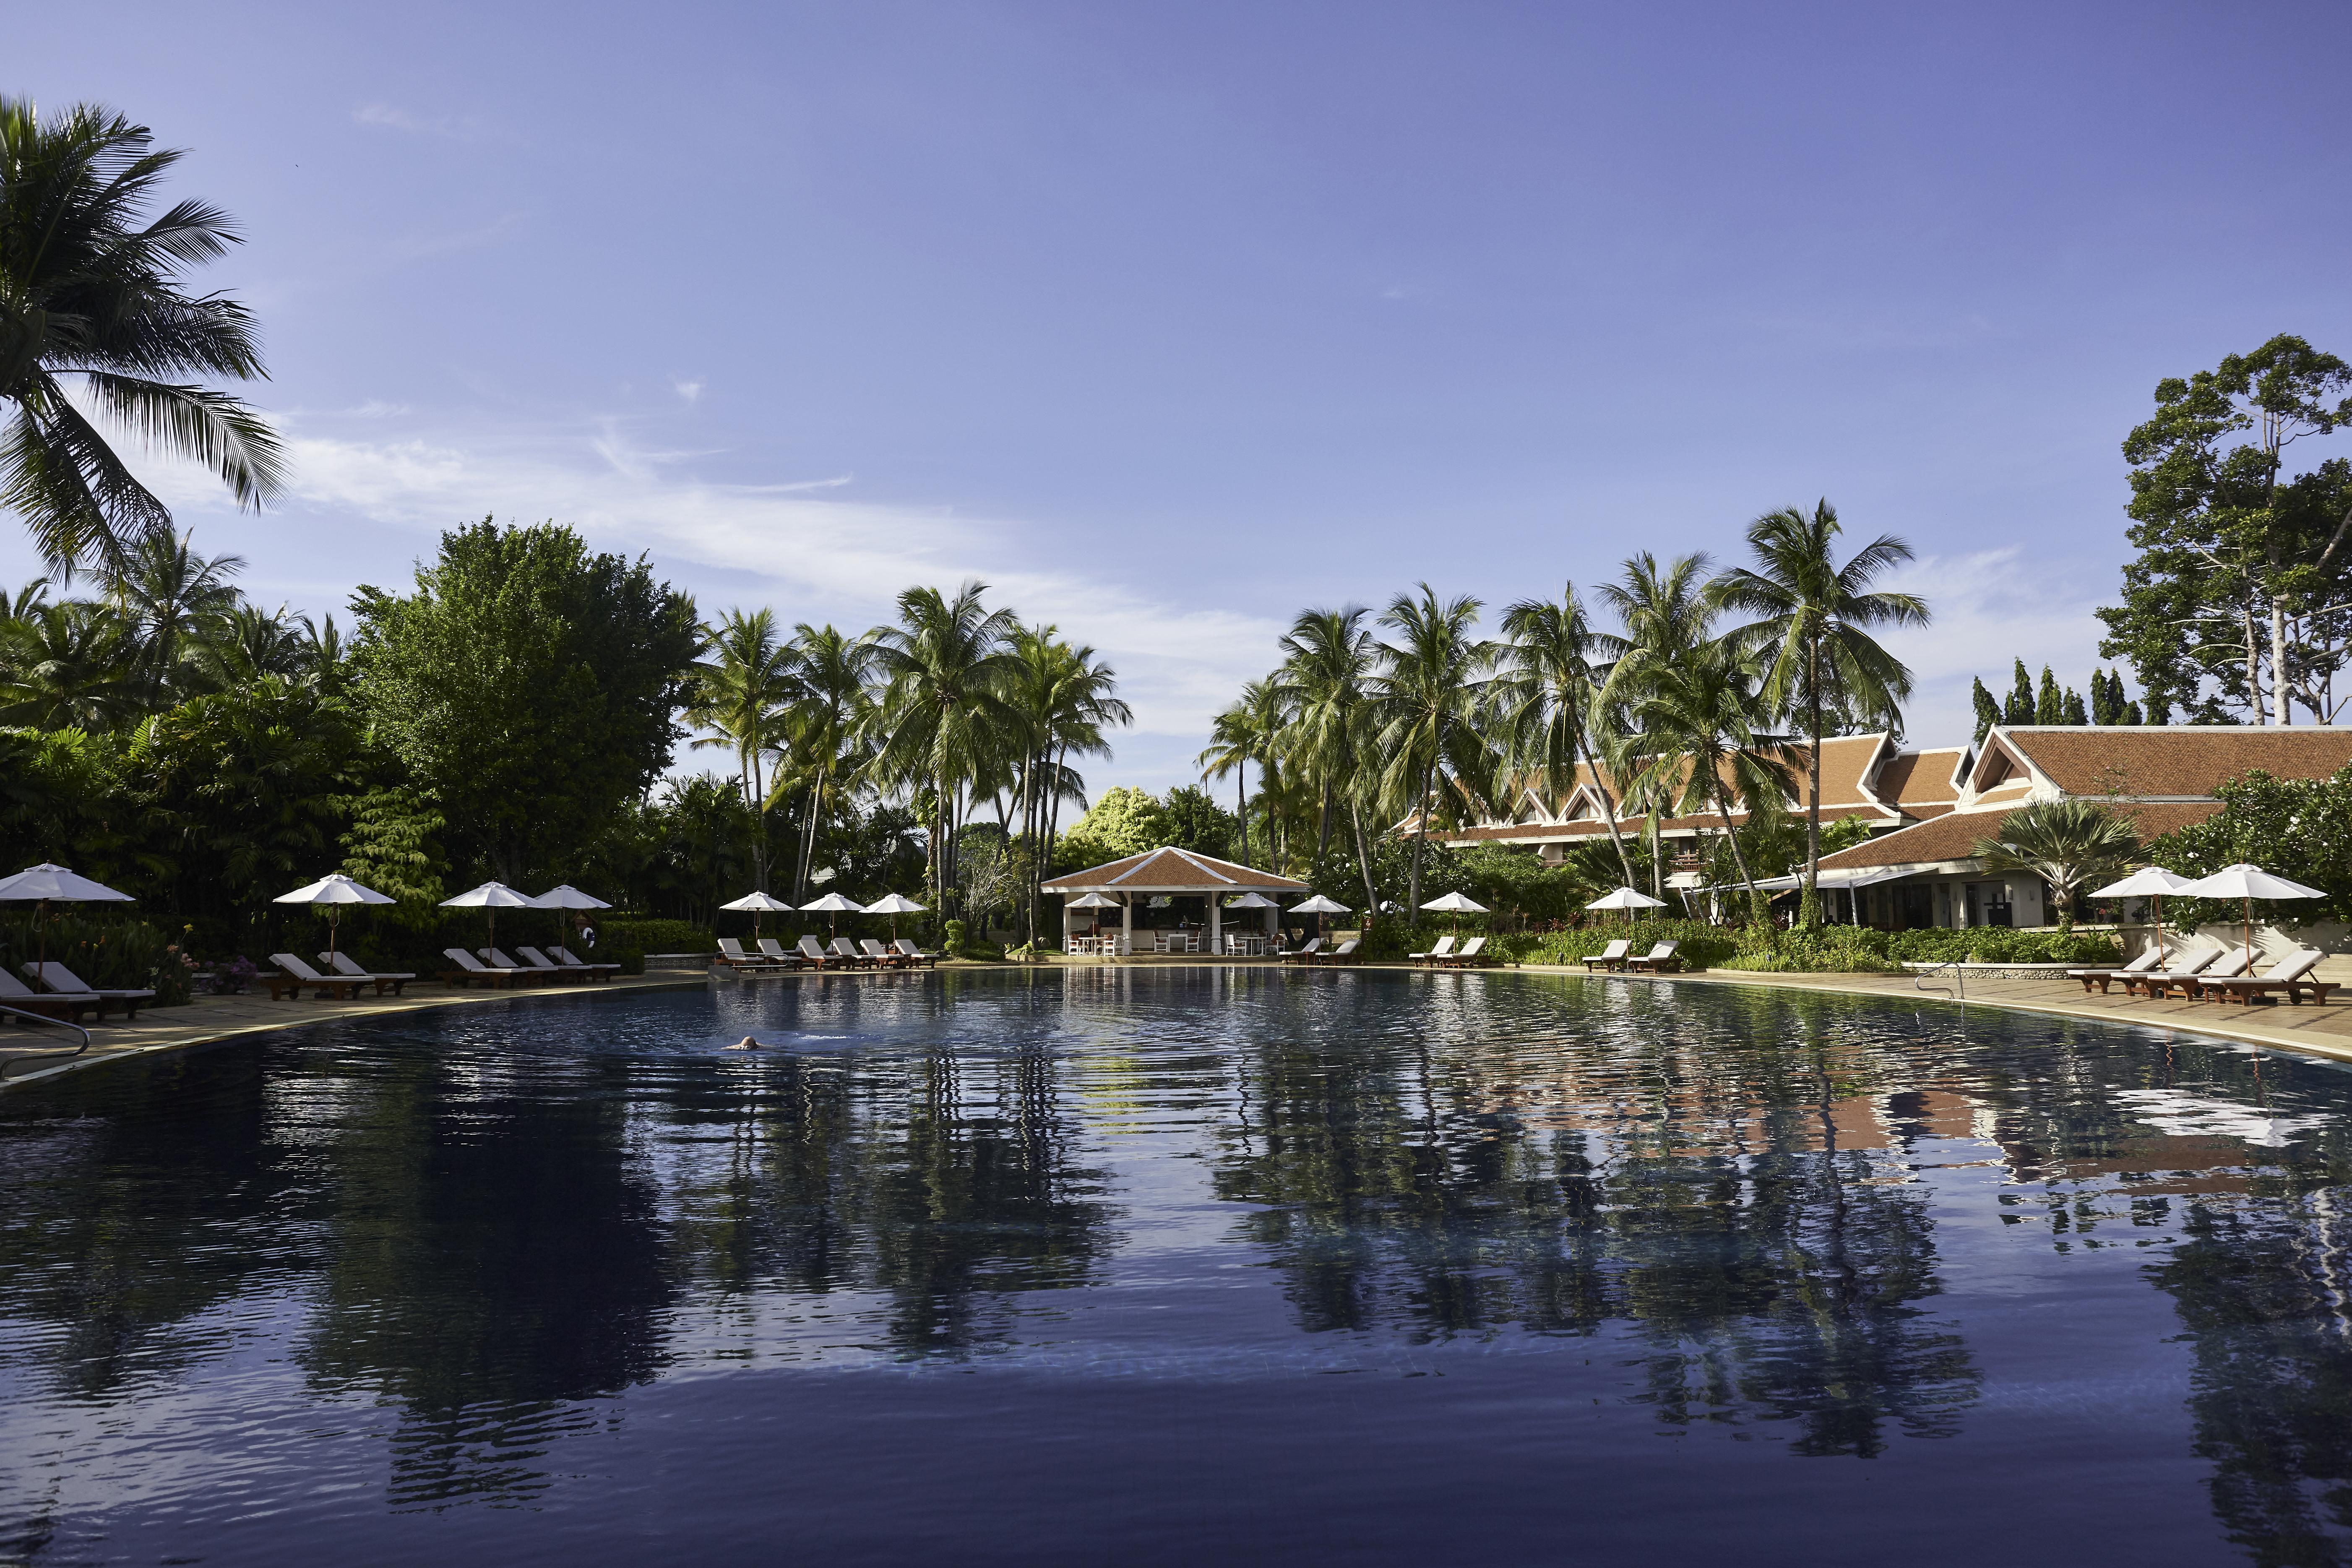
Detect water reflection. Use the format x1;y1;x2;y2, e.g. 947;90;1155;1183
2;974;2352;1561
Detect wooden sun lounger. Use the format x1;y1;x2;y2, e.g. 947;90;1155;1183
2070;948;2165;995
0;968;103;1025
1278;938;1324;964
549;945;620;978
893;939;939;968
1625;942;1682;973
2201;950;2336;1006
1409;935;1456;967
797;935;850;970
2125;948;2226;999
442;948;528;987
321;952;415;995
1439;936;1491;968
267;953;369;1001
1582;939;1632;972
24;961;154;1020
1309;938;1360;966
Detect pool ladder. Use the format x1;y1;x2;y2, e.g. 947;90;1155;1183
1912;960;1966;1004
0;1004;92;1081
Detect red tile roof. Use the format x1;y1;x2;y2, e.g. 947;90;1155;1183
1816;802;2223;870
1042;846;1308;892
1998;725;2352;797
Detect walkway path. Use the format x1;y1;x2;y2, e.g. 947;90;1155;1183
0;971;708;1089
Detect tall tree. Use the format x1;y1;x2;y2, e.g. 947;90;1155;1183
109;528;244;705
686;607;796;892
1624;636;1788;924
1971;800;2140;930
2034;666;2063;724
1371;585;1497;923
1970;677;2000;742
1713;502;1926;927
2099;336;2352;724
348;520;701;886
1495;581;1637;886
1197;678;1280;867
1275;606;1383;913
779;622;877;901
865;581;1020;919
2004;659;2034;726
0;100;283;577
1600;553;1720;907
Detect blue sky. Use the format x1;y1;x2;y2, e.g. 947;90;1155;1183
15;1;2352;791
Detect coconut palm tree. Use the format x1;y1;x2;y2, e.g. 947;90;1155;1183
1006;625;1126;936
0;597;137;727
688;607;800;891
866;581;1021;916
0;100;284;577
1712;500;1928;926
1197;677;1282;867
1276;607;1383;907
1496;581;1637;886
779;621;878;901
1624;636;1790;923
1372;585;1498;922
108;528;244;704
1970;799;2140;930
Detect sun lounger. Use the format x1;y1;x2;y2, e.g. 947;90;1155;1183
441;948;528;987
2129;947;2231;998
2069;948;2166;995
24;961;154;1019
549;945;620;978
1310;938;1360;966
321;951;415;995
830;937;875;969
514;945;616;982
1625;941;1682;973
1441;936;1491;968
860;938;908;968
267;953;369;1001
1582;939;1632;972
0;967;103;1025
893;938;939;968
1409;934;1456;966
1279;938;1325;964
480;947;563;985
2201;949;2336;1006
716;936;787;972
753;938;807;969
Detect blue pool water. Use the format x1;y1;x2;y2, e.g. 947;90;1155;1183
4;967;2351;1565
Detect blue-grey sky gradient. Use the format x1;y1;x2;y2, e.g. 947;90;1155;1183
13;1;2352;787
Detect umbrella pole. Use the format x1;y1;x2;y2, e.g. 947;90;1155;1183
2245;896;2253;974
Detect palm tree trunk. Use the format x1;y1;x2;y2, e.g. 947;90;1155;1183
1715;790;1764;923
1316;783;1333;865
1802;639;1823;927
1407;755;1434;924
1236;758;1249;866
1572;726;1638;887
1350;798;1378;918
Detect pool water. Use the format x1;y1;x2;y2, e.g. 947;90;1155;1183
4;968;2351;1565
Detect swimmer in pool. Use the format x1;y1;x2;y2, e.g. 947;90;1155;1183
726;1035;762;1051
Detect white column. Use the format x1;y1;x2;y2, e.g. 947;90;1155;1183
1210;895;1222;954
1121;895;1132;956
1266;902;1278;945
1062;898;1072;951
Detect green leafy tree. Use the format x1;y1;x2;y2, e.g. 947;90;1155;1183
685;607;795;892
777;622;878;901
2061;685;2089;726
1496;580;1638;886
1625;635;1790;924
2148;765;2352;926
1713;500;1927;926
1970;677;2000;743
1373;585;1498;923
1601;552;1721;904
1057;784;1168;869
1160;785;1235;860
0;100;284;577
2034;666;2063;724
1274;605;1384;914
348;520;700;886
1970;799;2141;930
2004;659;2034;726
1196;678;1279;867
2098;336;2352;724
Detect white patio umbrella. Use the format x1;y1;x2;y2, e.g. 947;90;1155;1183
274;873;394;963
1225;892;1279;909
802;890;862;937
0;862;135;973
2086;867;2198;964
720;889;795;940
1421;890;1489;934
1286;891;1350;940
862;892;928;940
2174;863;2328;973
440;880;538;951
1586;886;1668;924
1067;892;1120;908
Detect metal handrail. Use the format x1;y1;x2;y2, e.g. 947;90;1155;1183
1912;959;1965;1004
0;1004;93;1080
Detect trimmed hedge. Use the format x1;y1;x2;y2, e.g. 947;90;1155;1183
1487;921;1744;971
1477;921;2124;975
600;919;714;954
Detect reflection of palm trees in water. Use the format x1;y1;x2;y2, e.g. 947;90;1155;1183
1212;987;1980;1453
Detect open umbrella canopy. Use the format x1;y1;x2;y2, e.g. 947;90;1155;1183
0;863;134;903
534;884;613;911
1586;886;1667;911
1288;894;1351;915
1225;892;1279;909
2088;867;2199;899
862;893;929;915
720;891;797;913
441;881;538;909
801;893;863;913
275;873;394;906
1066;891;1121;910
2175;864;2328;900
1421;892;1489;913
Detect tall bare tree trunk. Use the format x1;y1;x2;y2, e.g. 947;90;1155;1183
1350;799;1378;919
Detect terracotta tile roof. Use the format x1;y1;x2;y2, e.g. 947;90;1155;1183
1433;802;1891;846
1999;725;2352;798
1871;747;1965;815
1812;733;1889;809
1816;801;2222;871
1041;846;1308;892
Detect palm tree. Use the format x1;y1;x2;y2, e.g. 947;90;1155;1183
0;598;136;727
1496;581;1637;886
1197;677;1282;867
1971;799;2140;930
779;622;876;901
866;581;1021;917
1597;553;1718;903
1;100;284;577
1372;585;1498;922
688;607;799;891
185;600;304;687
1624;636;1789;923
109;528;244;704
1275;605;1390;913
1007;625;1126;937
1712;500;1928;926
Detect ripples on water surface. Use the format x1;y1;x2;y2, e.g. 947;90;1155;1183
5;969;2352;1564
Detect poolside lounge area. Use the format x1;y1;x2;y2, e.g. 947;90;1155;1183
1043;847;1309;958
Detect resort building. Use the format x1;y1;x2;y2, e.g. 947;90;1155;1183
1042;847;1307;956
1430;724;2352;931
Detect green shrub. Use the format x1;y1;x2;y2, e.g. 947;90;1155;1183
1487;920;1744;971
600;918;713;954
0;915;197;1004
943;919;967;958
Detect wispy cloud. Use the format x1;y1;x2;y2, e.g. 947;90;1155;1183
1876;546;2110;745
671;377;704;405
353;103;484;141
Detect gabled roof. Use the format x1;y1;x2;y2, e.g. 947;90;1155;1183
1042;846;1308;893
1993;724;2352;799
1817;801;2224;871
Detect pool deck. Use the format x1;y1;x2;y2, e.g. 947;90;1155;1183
10;956;2352;1091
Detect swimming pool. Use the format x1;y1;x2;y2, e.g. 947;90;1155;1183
2;967;2347;1564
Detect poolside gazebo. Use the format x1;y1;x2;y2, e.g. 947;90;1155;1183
1043;848;1308;956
